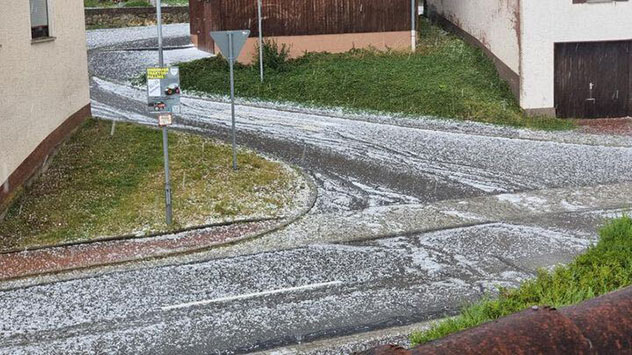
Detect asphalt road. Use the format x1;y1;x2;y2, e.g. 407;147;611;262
0;217;601;354
1;24;632;354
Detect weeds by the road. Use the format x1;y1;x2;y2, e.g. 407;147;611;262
410;216;632;346
0;119;295;251
177;18;572;131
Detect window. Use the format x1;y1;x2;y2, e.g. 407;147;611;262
30;0;50;39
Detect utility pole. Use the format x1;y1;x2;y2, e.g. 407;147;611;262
411;0;417;52
258;0;264;82
156;0;173;225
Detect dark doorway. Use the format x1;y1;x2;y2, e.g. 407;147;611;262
555;40;631;118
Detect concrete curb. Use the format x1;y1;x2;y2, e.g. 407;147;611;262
0;217;277;255
0;166;318;283
253;318;454;354
99;44;195;52
180;91;632;148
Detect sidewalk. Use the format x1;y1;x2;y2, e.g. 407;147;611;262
578;117;632;136
0;220;279;281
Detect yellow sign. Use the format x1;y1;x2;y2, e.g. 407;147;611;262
147;67;169;79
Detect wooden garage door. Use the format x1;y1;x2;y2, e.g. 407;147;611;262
555;41;631;118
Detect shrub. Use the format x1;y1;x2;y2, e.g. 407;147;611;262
255;39;291;72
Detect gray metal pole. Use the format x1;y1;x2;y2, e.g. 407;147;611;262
258;0;264;82
157;0;173;225
157;0;164;65
162;126;173;225
229;32;237;170
411;0;417;52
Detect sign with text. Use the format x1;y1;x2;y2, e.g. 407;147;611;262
147;66;181;112
158;113;173;127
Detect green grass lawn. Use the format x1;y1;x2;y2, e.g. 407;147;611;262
177;19;572;130
0;119;297;252
410;216;632;346
84;0;115;7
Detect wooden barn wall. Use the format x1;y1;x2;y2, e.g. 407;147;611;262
190;0;415;44
190;0;212;51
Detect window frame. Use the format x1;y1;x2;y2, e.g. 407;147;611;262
30;0;53;41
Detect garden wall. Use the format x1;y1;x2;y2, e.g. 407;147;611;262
85;6;189;28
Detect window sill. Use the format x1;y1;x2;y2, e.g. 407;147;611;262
31;36;56;45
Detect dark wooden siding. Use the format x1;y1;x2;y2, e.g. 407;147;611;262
555;41;631;118
190;0;416;51
190;0;213;51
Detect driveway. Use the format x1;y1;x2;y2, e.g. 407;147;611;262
1;24;631;354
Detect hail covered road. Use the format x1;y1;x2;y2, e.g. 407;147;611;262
1;24;632;354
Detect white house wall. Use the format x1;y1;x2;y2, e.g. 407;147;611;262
0;0;91;187
520;1;632;112
426;0;521;76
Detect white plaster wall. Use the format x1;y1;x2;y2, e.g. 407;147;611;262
426;0;521;74
0;0;90;185
520;1;632;110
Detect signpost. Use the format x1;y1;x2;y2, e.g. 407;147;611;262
210;30;251;171
149;0;176;225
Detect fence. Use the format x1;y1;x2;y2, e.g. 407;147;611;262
190;0;416;52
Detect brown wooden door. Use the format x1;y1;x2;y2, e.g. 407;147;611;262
554;41;631;118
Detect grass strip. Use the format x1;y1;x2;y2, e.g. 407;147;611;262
175;18;572;131
0;119;295;251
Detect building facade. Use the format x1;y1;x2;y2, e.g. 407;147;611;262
426;0;632;118
0;0;91;210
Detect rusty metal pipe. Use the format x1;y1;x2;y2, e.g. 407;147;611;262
359;286;632;355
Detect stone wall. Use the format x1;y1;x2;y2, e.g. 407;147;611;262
85;6;189;28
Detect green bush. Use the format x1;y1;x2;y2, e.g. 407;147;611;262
410;216;632;346
255;39;291;72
